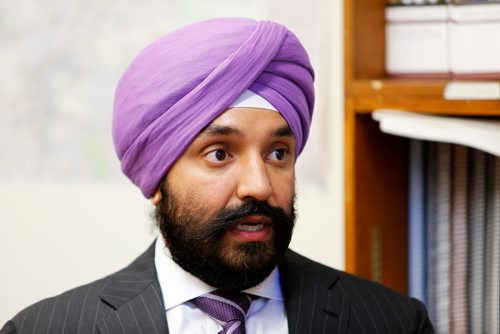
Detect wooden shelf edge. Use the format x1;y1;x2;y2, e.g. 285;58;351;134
349;96;500;116
347;79;448;97
344;79;500;115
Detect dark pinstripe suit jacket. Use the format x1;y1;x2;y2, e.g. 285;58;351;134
1;243;433;333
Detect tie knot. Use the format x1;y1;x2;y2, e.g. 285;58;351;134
192;290;254;334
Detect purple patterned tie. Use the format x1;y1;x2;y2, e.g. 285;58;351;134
192;290;253;334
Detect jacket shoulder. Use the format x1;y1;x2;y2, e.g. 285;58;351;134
1;242;157;334
339;271;434;333
283;250;434;333
0;243;156;334
2;276;112;334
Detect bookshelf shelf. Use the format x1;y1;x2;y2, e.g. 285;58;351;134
344;0;500;294
349;79;500;115
348;79;446;96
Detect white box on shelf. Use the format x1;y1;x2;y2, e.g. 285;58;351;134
385;5;450;78
450;3;500;78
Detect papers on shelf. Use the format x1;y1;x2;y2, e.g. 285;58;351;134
444;82;500;100
372;109;500;157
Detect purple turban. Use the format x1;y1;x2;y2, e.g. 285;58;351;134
113;18;315;198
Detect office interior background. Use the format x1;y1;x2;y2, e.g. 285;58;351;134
0;0;345;322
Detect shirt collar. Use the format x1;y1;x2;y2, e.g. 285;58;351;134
154;236;284;311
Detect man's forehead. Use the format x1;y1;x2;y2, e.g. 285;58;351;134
196;107;294;139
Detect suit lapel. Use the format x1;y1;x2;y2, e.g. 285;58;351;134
280;250;350;334
96;243;169;334
94;244;351;333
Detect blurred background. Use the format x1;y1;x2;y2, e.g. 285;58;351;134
0;0;345;322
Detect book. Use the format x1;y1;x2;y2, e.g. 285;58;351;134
425;142;439;325
484;155;500;333
450;145;469;333
408;140;427;303
434;143;452;333
468;149;487;334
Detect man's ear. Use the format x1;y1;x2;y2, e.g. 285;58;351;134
150;188;162;206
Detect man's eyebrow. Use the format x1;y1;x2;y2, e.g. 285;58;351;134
198;124;240;138
274;125;294;138
197;124;293;139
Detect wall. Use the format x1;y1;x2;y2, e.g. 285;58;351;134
0;0;344;323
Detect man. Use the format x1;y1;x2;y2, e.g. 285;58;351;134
1;18;433;333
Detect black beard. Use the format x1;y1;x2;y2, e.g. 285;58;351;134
154;182;295;291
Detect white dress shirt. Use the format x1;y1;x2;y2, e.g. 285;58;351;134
154;237;289;333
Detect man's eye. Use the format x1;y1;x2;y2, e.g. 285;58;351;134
269;148;288;161
206;149;228;162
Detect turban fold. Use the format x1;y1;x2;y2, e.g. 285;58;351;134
113;17;315;198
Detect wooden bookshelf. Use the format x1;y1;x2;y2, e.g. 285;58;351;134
344;0;500;294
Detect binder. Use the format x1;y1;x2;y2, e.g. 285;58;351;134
426;143;438;325
468;149;487;334
434;143;451;334
484;155;500;333
408;140;427;303
450;145;469;333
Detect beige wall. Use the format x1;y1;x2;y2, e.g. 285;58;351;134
0;0;344;323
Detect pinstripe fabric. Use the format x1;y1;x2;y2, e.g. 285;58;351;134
2;244;434;333
280;251;434;334
1;244;168;334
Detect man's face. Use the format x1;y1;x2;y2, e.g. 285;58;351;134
155;107;296;290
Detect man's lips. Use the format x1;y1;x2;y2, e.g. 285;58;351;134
227;215;272;242
236;214;272;226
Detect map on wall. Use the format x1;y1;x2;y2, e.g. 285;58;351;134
0;0;327;185
1;0;172;181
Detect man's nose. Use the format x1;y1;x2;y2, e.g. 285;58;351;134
236;155;273;202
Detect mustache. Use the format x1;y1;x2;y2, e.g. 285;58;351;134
190;200;294;241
